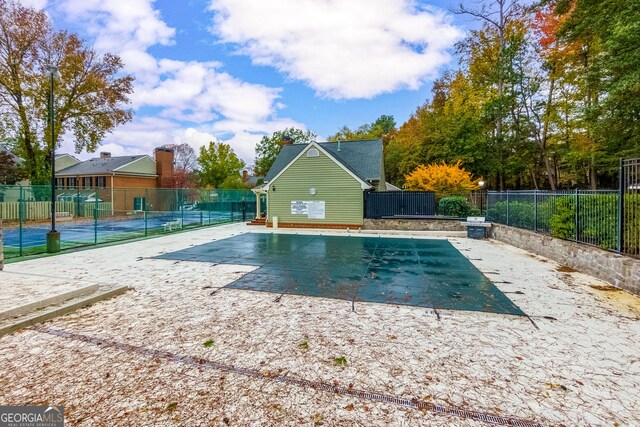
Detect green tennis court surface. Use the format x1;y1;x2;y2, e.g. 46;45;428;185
156;233;524;316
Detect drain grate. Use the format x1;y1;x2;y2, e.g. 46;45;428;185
35;327;548;427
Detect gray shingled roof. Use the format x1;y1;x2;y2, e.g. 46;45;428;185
57;155;148;176
245;175;264;187
264;139;382;183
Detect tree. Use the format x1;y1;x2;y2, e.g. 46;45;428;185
455;0;527;190
198;142;245;188
555;0;640;180
385;71;489;188
169;169;200;189
0;0;133;183
254;128;316;177
166;143;198;172
159;143;198;188
372;115;397;136
0;150;22;184
219;175;246;190
404;161;480;199
327;115;396;142
380;0;637;191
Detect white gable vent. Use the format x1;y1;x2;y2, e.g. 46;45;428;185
306;148;320;158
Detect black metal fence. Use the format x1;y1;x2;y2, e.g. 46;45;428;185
485;158;639;259
620;158;640;257
468;191;487;214
364;191;436;219
486;190;620;251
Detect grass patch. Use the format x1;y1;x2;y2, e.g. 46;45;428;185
203;339;215;348
333;356;348;366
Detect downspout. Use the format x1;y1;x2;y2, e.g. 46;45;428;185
111;173;115;215
265;188;269;224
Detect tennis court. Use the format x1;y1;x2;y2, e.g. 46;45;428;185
2;210;237;251
155;233;524;315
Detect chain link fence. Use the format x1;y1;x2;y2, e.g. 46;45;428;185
0;185;256;259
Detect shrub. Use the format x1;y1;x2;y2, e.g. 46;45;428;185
486;200;534;229
488;193;630;252
404;161;480;199
549;198;575;239
438;196;480;217
622;194;640;254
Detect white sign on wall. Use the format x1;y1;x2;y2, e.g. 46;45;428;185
291;200;325;219
307;201;325;219
291;201;308;214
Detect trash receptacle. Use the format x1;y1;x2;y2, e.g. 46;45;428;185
467;226;487;239
461;217;491;239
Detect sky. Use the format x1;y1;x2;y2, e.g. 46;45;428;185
22;0;474;166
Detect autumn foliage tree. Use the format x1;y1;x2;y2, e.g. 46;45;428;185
381;0;640;191
404;161;480;199
0;0;133;183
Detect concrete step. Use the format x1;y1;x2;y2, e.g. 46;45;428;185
0;284;99;321
0;285;129;337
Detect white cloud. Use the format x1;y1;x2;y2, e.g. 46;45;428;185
209;0;463;99
58;113;306;164
19;0;48;8
132;60;282;126
49;0;307;163
56;0;175;54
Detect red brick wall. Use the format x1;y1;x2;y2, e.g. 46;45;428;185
108;176;157;212
113;176;157;188
154;149;174;188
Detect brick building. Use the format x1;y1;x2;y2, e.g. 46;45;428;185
56;149;175;213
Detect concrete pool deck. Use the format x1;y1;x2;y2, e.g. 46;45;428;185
0;223;639;426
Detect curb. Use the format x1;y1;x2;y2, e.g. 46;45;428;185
0;285;129;338
0;284;99;321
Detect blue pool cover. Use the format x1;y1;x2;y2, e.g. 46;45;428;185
156;233;524;316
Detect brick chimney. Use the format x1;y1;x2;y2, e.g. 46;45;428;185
154;147;175;188
242;170;249;182
280;136;293;145
100;152;111;158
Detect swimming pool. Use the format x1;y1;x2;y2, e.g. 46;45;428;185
156;233;524;315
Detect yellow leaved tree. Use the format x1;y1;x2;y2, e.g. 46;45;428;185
404;161;480;199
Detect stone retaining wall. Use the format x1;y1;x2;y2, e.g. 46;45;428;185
489;224;640;296
363;218;465;232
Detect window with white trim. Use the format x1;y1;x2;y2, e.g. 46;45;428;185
307;148;319;157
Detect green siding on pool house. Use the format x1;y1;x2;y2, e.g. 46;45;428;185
267;144;367;226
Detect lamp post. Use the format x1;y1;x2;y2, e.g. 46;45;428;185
46;65;60;253
478;180;486;215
